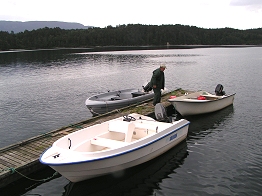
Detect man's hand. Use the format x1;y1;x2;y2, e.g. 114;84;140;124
153;85;156;88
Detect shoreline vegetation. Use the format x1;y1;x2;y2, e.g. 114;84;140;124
1;24;262;51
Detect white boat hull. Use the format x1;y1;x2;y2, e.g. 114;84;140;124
40;113;189;182
168;91;235;116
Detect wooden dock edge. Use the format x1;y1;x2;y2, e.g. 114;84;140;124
0;88;189;188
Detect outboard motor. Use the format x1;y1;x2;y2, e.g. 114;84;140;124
215;84;225;96
143;82;152;92
155;103;175;122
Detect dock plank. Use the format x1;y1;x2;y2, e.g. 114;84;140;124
16;146;42;157
25;142;52;154
0;156;17;168
6;150;34;163
0;162;9;171
1;153;26;166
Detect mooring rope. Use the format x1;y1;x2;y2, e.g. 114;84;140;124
89;108;100;116
1;167;59;182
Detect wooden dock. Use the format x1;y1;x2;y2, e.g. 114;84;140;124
0;89;186;188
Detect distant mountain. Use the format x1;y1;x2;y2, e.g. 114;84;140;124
0;21;92;33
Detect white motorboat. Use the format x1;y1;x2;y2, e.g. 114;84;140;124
85;84;169;115
168;84;235;116
39;108;190;183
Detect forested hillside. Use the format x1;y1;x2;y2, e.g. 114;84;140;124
1;24;262;50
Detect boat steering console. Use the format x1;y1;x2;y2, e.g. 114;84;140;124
123;115;136;122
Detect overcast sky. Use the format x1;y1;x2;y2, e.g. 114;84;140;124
1;0;262;30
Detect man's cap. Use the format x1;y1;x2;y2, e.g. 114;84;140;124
160;65;167;69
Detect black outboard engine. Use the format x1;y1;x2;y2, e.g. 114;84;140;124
215;84;225;96
143;82;152;92
155;103;175;122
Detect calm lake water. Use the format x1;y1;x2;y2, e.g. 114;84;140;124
0;47;261;195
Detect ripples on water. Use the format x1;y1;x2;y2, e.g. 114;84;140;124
1;47;262;195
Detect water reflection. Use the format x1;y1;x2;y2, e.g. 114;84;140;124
0;49;88;67
153;105;237;195
0;167;61;196
62;142;188;196
184;105;234;140
166;104;235;141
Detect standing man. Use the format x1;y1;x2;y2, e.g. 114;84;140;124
150;65;166;106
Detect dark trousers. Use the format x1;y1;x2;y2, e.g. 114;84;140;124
153;88;161;106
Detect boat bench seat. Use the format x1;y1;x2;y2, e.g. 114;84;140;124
202;95;219;100
108;120;135;142
90;137;125;149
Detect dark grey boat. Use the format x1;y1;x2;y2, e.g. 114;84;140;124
85;89;154;115
85;88;155;115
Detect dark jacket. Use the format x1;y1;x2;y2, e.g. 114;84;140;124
150;68;165;89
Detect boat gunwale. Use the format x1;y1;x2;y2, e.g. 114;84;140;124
86;93;153;104
168;93;235;103
86;88;150;101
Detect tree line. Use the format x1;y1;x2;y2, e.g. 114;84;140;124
1;24;262;50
